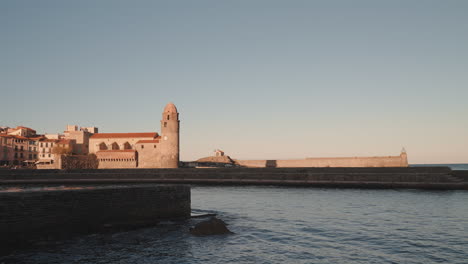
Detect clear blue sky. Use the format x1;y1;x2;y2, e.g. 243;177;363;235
1;0;467;163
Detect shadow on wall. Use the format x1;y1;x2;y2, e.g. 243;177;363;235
266;160;277;168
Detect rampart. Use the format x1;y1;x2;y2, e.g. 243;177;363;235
235;154;408;168
0;167;466;190
0;185;190;251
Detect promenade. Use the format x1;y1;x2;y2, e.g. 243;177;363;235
1;167;467;190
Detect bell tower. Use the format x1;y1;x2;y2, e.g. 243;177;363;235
160;102;180;168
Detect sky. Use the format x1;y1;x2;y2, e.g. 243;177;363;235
1;0;467;164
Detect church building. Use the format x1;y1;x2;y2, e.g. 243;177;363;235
88;102;180;169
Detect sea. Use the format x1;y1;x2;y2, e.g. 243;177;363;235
1;164;467;264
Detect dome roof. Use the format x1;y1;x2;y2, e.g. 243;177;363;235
163;102;178;113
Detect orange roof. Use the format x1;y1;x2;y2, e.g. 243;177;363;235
136;139;160;144
6;135;28;140
0;134;44;140
29;136;45;141
14;126;36;132
91;132;158;139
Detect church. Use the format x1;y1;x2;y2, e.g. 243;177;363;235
88;102;180;169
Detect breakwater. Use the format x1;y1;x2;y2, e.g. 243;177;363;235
0;185;190;252
1;167;467;190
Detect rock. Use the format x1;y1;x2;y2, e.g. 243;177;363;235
189;217;233;236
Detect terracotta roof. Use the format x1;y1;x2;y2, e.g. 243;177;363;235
15;126;36;132
136;139;160;144
91;132;158;139
29;136;45;140
0;134;44;140
3;135;29;140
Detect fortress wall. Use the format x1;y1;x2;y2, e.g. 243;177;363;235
98;160;137;169
137;143;162;168
0;185;190;248
236;155;407;168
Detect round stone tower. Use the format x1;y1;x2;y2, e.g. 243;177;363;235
160;102;180;168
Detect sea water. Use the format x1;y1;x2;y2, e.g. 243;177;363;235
2;185;467;264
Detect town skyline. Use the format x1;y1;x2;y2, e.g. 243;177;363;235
2;1;467;164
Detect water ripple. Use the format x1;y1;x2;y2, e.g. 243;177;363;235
2;187;468;264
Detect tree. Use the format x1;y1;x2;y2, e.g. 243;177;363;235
52;146;72;155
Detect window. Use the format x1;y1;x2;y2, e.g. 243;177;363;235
164;122;167;127
141;145;144;149
40;143;43;147
48;154;51;157
46;143;48;147
28;154;32;159
99;142;107;150
167;115;170;120
111;142;119;150
123;142;131;150
20;153;23;158
154;145;156;148
20;146;23;151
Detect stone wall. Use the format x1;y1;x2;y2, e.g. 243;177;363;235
98;159;137;169
136;141;162;168
1;167;466;190
0;185;190;250
236;153;408;168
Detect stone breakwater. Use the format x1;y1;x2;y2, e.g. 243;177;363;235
0;167;467;190
0;185;190;252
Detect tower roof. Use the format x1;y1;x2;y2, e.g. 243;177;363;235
163;102;178;113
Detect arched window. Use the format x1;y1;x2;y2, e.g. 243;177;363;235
111;142;119;150
99;142;108;150
123;142;131;150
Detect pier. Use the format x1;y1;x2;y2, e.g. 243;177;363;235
1;167;467;190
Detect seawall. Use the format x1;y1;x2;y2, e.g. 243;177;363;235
0;185;190;251
1;167;467;190
235;154;408;168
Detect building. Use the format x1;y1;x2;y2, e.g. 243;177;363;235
88;102;180;169
63;125;96;155
0;126;42;166
36;138;75;167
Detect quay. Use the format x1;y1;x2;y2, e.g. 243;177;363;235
0;185;190;252
1;167;467;190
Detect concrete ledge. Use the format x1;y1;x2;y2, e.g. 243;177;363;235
0;167;466;190
0;185;190;251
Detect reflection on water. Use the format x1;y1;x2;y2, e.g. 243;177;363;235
1;186;468;264
0;186;95;192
